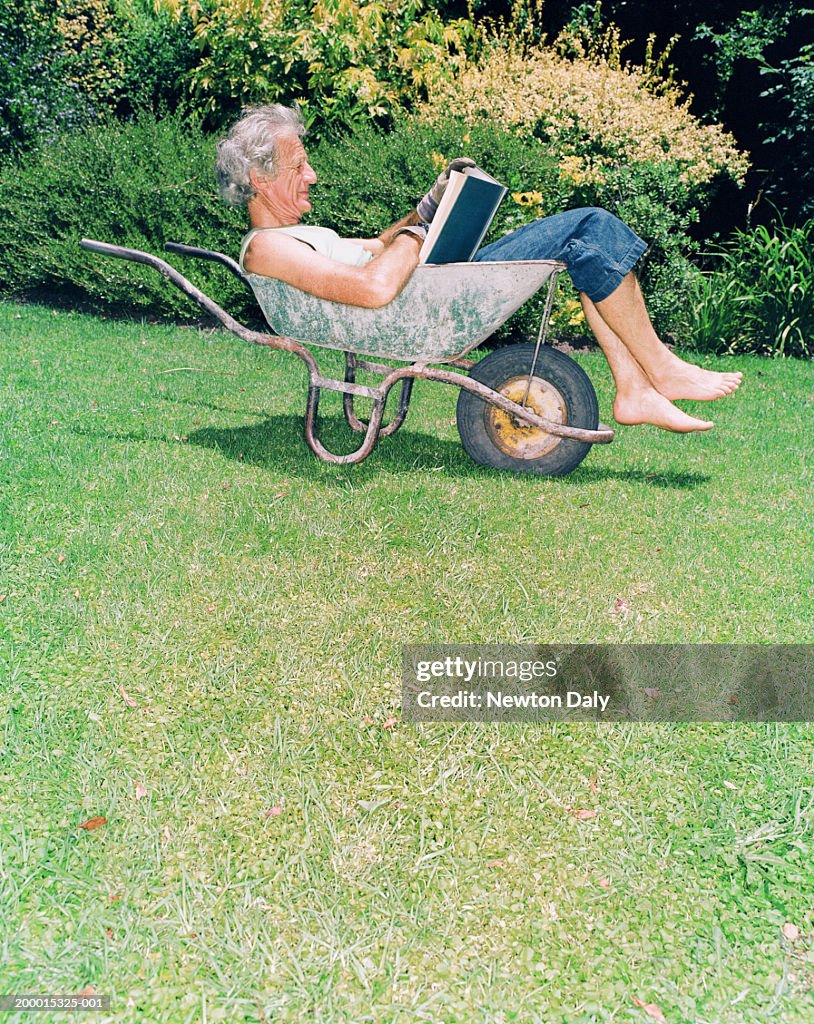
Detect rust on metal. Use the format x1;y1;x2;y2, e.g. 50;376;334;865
485;374;568;459
343;353;414;437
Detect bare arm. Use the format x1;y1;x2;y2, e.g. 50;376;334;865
354;210;423;255
243;225;423;309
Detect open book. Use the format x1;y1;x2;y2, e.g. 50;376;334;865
419;166;508;265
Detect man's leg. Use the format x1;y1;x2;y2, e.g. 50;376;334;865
476;209;743;422
592;273;743;402
581;295;714;432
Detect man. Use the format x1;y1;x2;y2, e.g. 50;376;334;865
216;105;742;433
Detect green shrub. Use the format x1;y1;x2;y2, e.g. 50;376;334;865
0;112;249;319
0;108;712;345
309;115;567;238
112;0;198;117
685;220;814;358
158;0;477;133
53;0;197;120
0;110;570;331
0;0;93;160
590;161;704;337
53;0;126;111
312;118;710;342
0;0;196;161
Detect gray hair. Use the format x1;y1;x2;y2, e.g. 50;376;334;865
215;105;306;207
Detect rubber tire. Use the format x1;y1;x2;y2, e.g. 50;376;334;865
456;343;599;476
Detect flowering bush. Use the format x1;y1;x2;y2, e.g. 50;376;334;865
158;0;477;129
422;40;748;192
413;14;750;337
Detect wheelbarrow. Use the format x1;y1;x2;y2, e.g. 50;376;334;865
80;239;614;475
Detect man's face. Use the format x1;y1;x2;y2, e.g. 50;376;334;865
254;134;318;224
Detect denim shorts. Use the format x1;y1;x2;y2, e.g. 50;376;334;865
474;207;648;303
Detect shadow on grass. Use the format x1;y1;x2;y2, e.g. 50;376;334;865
73;413;710;490
187;415;479;480
571;465;711;489
181;414;710;490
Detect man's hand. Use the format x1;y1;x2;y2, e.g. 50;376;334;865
416;157;477;222
394;223;429;245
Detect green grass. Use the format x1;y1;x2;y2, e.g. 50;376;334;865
1;300;813;1023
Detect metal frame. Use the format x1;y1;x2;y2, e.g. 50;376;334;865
80;239;614;466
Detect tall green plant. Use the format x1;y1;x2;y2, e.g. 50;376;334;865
686;220;814;358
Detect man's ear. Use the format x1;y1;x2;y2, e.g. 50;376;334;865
248;168;268;193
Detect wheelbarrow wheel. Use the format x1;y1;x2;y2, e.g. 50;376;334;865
456;343;599;476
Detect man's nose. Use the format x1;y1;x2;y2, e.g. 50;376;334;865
305;162;318;184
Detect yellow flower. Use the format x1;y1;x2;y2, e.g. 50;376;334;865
512;190;544;206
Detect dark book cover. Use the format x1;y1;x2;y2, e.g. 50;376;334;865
420;168;508;265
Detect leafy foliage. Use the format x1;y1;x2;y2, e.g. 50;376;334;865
413;7;752;337
693;5;793;97
591;161;703;337
0;0;197;159
759;31;814;220
0;112;247;318
52;0;198;118
0;106;721;343
0;0;93;159
686;220;814;358
158;0;478;131
53;0;127;109
422;33;748;191
111;0;199;117
691;5;814;222
584;0;812;223
309;115;566;239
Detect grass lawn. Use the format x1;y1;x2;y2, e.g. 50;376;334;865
1;299;813;1023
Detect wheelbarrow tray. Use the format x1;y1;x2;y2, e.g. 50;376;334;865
246;259;562;363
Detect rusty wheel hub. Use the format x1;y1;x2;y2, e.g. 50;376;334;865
484;374;567;459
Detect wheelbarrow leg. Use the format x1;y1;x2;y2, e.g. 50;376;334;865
304;380;388;465
343;352;414;437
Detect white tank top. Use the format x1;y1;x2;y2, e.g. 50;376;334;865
239;225;374;271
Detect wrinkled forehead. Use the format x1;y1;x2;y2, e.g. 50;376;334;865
274;133;308;172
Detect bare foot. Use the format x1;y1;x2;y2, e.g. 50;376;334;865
614;388;715;433
650;355;743;402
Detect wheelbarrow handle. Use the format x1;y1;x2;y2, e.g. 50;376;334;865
80;238;251;338
164;242;246;282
